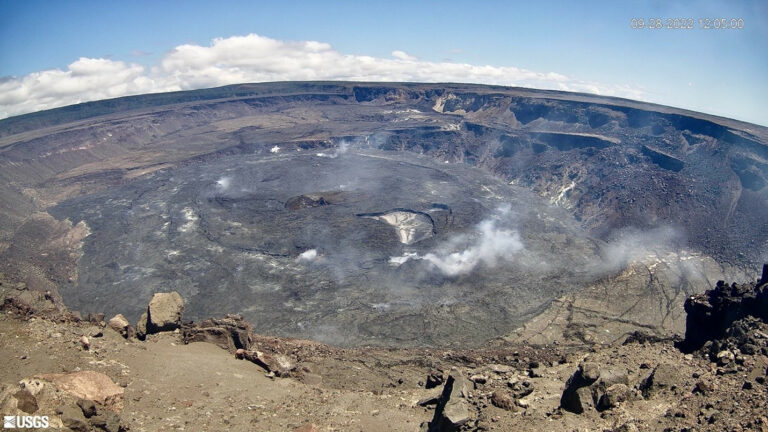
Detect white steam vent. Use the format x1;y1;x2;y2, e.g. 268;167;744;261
215;176;232;190
389;211;524;276
316;141;350;158
297;249;319;262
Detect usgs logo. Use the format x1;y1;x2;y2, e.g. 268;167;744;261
4;415;49;429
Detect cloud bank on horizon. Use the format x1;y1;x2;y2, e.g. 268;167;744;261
0;33;646;120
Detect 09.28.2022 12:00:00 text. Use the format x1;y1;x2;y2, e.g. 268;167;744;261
630;17;744;30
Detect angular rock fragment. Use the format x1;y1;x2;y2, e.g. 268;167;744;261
429;373;471;431
597;383;630;410
136;311;148;339
88;312;106;325
89;410;121;432
417;394;441;407
490;390;517;412
235;349;295;377
560;362;600;413
14;388;38;414
108;314;135;339
425;371;445;389
693;379;713;395
79;335;90;350
506;377;534;399
716;350;734;366
60;404;90;432
640;363;680;398
77;398;97;418
528;365;543;378
561;362;628;413
146;292;184;331
486;364;513;374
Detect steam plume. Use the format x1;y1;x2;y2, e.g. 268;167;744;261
390;209;524;276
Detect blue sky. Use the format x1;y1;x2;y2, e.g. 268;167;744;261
1;0;766;125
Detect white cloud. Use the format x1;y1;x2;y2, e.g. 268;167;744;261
391;50;418;61
0;33;646;119
0;57;177;118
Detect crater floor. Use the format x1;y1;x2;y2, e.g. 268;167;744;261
50;149;601;346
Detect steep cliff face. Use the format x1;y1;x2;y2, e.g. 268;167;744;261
681;264;768;352
0;82;766;346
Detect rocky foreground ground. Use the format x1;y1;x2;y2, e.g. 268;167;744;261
1;266;767;432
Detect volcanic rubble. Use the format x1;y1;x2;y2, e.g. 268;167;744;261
0;265;767;431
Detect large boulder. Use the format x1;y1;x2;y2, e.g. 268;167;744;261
639;363;681;398
36;371;124;413
560;362;599;413
560;362;629;413
59;404;89;431
107;314;135;339
182;314;252;353
429;372;472;431
147;292;184;331
596;383;631;411
136;292;183;339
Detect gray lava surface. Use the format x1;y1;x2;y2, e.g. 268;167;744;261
50;150;599;346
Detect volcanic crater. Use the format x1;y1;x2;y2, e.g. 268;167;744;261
0;82;766;347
